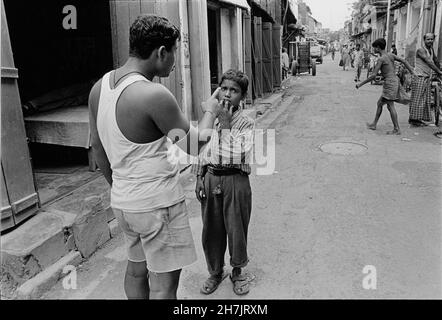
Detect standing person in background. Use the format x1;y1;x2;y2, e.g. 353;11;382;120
88;14;223;300
391;44;398;55
341;45;350;71
353;44;364;82
281;47;290;80
356;38;415;135
331;45;336;60
409;33;442;127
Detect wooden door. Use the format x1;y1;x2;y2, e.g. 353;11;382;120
243;11;253;104
253;16;263;98
272;23;281;88
1;0;39;230
1;165;14;230
109;0;183;110
262;22;273;93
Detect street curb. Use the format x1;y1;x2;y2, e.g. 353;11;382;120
15;251;82;300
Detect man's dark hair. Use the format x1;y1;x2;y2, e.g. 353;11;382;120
219;69;249;96
372;38;386;50
129;15;180;59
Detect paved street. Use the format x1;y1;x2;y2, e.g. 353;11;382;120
42;54;442;299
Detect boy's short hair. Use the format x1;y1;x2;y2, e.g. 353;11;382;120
219;69;249;96
423;33;435;40
372;38;386;50
129;15;180;59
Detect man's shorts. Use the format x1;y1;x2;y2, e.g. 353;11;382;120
113;200;197;273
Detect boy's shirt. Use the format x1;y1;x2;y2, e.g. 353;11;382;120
191;108;255;176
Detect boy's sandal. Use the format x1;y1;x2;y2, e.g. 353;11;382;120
230;273;256;296
200;273;228;295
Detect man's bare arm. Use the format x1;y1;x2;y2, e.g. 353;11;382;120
88;81;113;186
357;58;383;88
147;84;221;155
393;55;416;75
417;49;442;74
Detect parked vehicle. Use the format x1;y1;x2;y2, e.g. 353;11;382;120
289;41;317;76
310;42;323;64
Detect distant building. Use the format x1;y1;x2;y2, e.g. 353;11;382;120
348;0;441;64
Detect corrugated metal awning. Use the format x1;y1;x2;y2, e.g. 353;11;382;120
219;0;251;11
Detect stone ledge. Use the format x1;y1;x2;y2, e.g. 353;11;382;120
1;210;76;285
15;251;82;300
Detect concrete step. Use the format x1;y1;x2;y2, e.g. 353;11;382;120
1;209;77;287
1;176;113;299
254;92;284;117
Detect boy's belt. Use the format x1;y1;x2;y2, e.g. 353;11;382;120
207;166;243;176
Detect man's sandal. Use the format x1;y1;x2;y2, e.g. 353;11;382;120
200;273;228;295
229;273;256;296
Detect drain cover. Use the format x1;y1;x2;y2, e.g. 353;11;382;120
319;142;368;155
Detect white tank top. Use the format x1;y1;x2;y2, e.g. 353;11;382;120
96;71;184;212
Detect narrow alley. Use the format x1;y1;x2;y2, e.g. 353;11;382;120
42;54;442;300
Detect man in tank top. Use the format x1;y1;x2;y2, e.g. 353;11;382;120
88;15;223;299
409;33;442;127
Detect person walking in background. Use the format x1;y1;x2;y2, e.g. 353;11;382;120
331;45;336;60
409;33;442;127
193;69;255;296
88;14;223;300
356;38;415;135
353;44;364;82
350;46;355;68
341;45;350;71
281;47;290;80
391;44;398;55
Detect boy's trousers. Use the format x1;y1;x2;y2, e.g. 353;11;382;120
201;171;252;276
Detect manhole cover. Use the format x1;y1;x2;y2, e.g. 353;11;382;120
319;142;368;155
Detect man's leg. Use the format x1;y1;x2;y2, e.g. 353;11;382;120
124;260;149;299
367;97;384;130
149;269;181;299
386;101;401;134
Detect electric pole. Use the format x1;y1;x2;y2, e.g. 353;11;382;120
385;0;393;52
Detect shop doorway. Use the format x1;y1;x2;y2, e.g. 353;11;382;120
207;7;221;93
3;0;113;207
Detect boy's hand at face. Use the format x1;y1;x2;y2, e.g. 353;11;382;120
217;100;233;130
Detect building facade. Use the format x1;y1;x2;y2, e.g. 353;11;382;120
349;0;441;65
0;0;284;231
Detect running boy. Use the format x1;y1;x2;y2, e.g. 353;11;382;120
192;69;255;296
356;38;415;135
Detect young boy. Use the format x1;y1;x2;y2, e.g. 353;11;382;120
356;38;415;135
192;69;255;296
